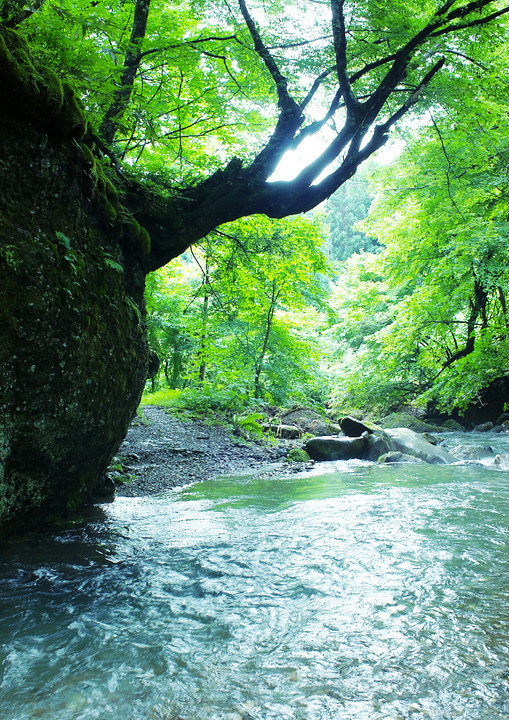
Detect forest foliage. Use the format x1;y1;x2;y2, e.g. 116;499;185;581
2;0;509;417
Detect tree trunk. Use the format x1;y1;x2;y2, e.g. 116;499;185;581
197;264;210;383
1;0;506;534
198;297;209;383
442;277;489;369
253;281;279;399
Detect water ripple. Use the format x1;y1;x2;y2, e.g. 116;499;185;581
0;460;508;720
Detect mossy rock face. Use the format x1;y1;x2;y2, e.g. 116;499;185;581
380;412;444;433
0;39;149;536
0;28;87;139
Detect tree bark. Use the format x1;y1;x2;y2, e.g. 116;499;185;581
0;29;148;535
442;278;489;369
197;259;211;383
98;0;151;145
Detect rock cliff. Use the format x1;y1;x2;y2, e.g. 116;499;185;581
0;29;149;535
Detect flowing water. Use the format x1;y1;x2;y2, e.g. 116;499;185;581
1;432;508;720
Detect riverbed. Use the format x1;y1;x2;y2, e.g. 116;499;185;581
1;432;508;720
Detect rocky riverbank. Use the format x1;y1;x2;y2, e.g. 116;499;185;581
109;405;509;499
114;406;293;497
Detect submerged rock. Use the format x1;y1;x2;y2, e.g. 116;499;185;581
474;422;494;432
377;451;427;464
448;444;495;462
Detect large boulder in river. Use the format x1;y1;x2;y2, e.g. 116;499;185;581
0;31;149;536
304;427;454;465
365;433;390;460
383;428;455;464
340;415;375;437
305;435;366;461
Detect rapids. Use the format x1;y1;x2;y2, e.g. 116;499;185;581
1;432;508;720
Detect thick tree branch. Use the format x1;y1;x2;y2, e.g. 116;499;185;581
299;67;336;113
115;0;508;271
330;0;360;117
431;5;509;37
2;0;45;26
238;0;300;117
231;0;305;180
99;0;151;145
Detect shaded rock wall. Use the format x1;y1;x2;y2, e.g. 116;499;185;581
0;29;149;536
425;375;509;429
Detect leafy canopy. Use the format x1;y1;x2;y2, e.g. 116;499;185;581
3;0;509;416
328;40;509;415
145;214;331;404
5;0;508;272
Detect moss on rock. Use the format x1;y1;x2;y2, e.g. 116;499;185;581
286;448;311;463
0;28;88;139
0;28;152;536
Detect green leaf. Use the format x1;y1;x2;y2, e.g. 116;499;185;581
55;231;71;249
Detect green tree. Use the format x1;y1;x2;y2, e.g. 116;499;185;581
149;215;331;403
325;167;377;262
328;49;509;415
145;263;196;388
7;0;508;271
211;216;330;401
2;0;509;530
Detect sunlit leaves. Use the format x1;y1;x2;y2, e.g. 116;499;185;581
145;214;331;402
328;45;509;415
16;0;508;189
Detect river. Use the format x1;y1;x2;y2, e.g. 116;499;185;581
1;432;508;720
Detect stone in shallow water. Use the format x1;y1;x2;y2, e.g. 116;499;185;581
383;428;455;464
377;451;426;464
474;421;494;432
305;435;366;461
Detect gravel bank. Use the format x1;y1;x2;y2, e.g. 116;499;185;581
115;405;291;496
